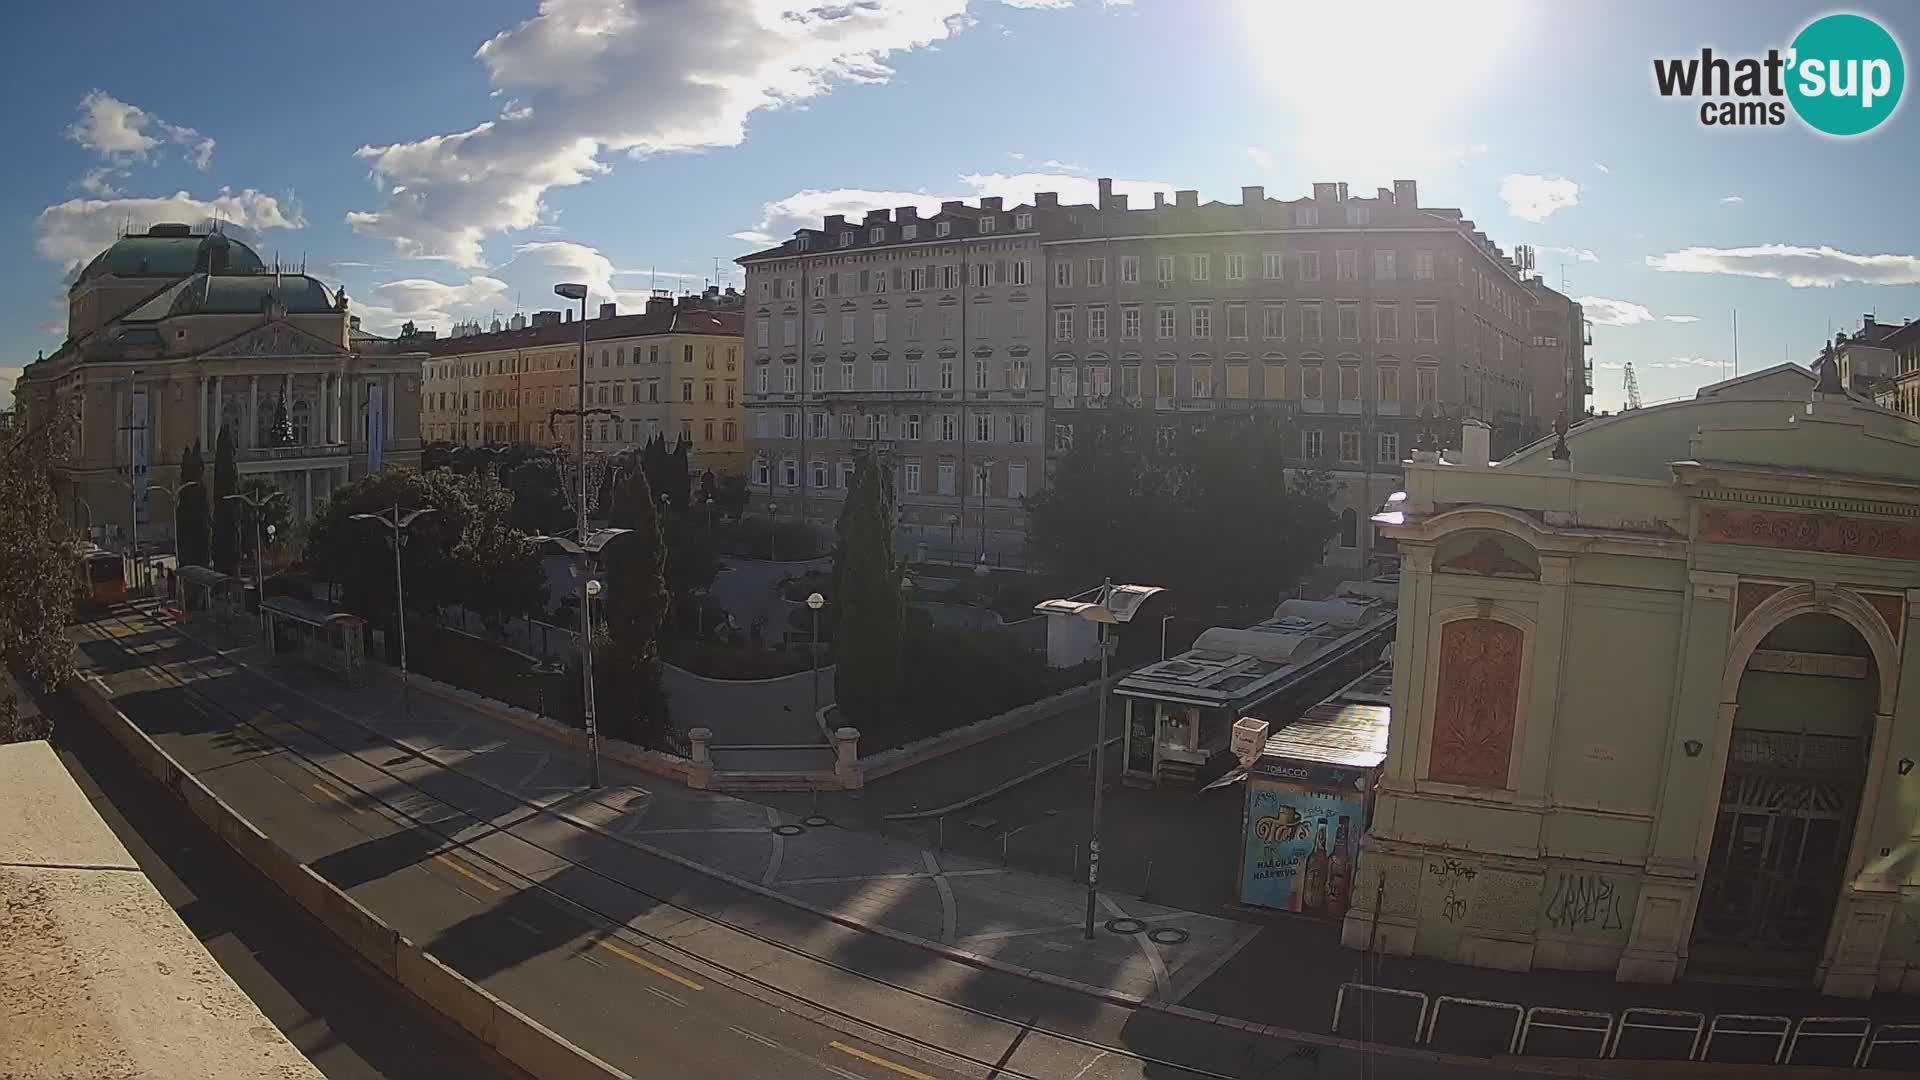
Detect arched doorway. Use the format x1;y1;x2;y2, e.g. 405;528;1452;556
1692;613;1877;978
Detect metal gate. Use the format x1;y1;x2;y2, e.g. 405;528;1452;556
1692;730;1864;974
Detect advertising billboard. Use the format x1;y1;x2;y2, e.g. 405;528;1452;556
1240;776;1364;916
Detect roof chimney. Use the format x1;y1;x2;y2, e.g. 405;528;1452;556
646;294;672;316
863;209;892;224
1337;182;1349;201
940;200;964;213
980;196;1003;211
1312;182;1337;202
1241;185;1264;205
1394;179;1418;207
896;205;918;221
1153;191;1167;209
824;213;845;231
1110;194;1128;211
599;302;617;319
1097;177;1114;209
1175;189;1198;209
1035;192;1058;208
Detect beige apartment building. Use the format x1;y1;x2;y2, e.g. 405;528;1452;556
737;199;1049;556
1043;179;1567;569
418;299;745;477
13;225;423;543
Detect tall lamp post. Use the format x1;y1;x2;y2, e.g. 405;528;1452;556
351;506;438;719
555;281;599;784
805;592;826;725
138;479;200;600
1036;579;1164;939
530;527;634;788
223;488;285;631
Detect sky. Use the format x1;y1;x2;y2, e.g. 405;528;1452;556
6;0;1920;413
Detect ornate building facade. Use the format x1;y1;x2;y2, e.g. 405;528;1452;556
1350;372;1920;997
14;224;423;545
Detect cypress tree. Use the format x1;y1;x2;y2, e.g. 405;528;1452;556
830;449;901;730
603;466;667;652
176;441;211;568
210;426;240;575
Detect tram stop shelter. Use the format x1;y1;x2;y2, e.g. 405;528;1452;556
261;596;368;687
177;566;244;628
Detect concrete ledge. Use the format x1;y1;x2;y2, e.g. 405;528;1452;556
857;676;1105;783
70;676;634;1080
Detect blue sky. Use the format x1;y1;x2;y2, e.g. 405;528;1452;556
6;0;1919;412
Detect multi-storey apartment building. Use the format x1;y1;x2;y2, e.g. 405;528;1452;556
418;298;745;477
1043;179;1565;568
14;224;423;542
736;199;1048;555
1528;282;1589;424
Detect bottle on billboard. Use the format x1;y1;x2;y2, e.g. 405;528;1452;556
1304;822;1330;912
1327;816;1352;916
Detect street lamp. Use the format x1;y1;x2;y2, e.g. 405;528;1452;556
805;592;826;725
768;502;780;562
223;488;286;631
140;479;201;600
351;506;438;719
530;527;635;788
1035;579;1164;939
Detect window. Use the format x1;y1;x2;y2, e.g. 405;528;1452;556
1156;364;1176;398
973;359;989;390
1338;303;1360;341
1414;304;1439;342
1120;255;1139;284
756;367;769;393
1337;250;1358;281
904;413;922;440
1015;211;1032;230
1339;366;1361;402
941;311;957;338
812;275;826;298
1226;252;1245;281
1300;303;1323;341
1190;304;1212;339
1054;260;1072;288
755;457;771;486
839;361;853;389
758;279;772;301
873;361;889;390
1189;254;1210;281
1088;307;1108;341
1011;358;1031;389
1303;428;1323;458
938;463;956;494
1303;365;1324;400
905;361;921;390
1087;258;1107;287
1087;364;1111;400
971;306;991;337
1226;363;1250;399
782;411;798;438
1347;204;1371;226
903;223;919;240
1121;306;1141;340
841;315;855;343
1417;366;1438;403
939;361;955;391
1294;206;1319;226
1378;366;1399;402
756;318;770;348
782;457;798;486
1298;250;1321;281
1157;305;1176;339
782;279;798;301
904;461;922;493
812;411;829;438
1414;249;1435;279
1379;432;1400;462
680;379;693;403
1373;249;1396;280
1191;365;1212;399
1010;259;1030;286
972;261;995;288
979;215;996;234
1119;365;1140;401
727;383;737;406
872;272;887;295
1376;304;1400;342
940;265;959;290
1263;252;1285;281
935;220;952;237
974;412;992;442
1263;303;1285;340
1053;422;1074;452
1011;307;1026;336
1007;462;1028;499
811;322;826;346
905;312;920;339
909;267;927;291
1054;308;1074;342
1226;305;1248;340
874;312;888;341
782;319;797;347
1051;365;1078;400
1339;430;1361;462
1156;255;1175;284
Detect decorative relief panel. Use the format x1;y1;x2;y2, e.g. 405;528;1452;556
1428;618;1524;788
1700;507;1920;562
1735;581;1787;631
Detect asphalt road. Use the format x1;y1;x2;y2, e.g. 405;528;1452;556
41;689;518;1080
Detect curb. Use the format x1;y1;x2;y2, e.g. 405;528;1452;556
661;659;836;687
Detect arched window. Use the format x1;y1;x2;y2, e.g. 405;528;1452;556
290;400;312;446
1339;507;1358;548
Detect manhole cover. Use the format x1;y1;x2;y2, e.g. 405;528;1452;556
1104;917;1146;935
771;823;805;836
1148;927;1190;946
802;814;831;827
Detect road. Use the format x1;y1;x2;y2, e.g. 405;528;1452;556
39;687;517;1080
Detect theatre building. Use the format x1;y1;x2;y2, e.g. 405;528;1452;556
1348;368;1920;997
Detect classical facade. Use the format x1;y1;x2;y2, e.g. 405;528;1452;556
737;199;1049;556
14;225;423;544
1347;371;1920;997
418;300;744;476
1042;179;1571;570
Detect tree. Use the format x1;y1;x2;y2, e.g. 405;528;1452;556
830;449;903;732
0;395;81;743
176;441;210;568
665;435;692;511
712;473;750;520
269;398;294;447
662;512;720;632
501;459;570;536
640;434;672;511
210;426;240;574
237;477;292;554
602;467;667;652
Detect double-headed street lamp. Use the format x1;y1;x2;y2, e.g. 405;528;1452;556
351;506;438;719
223;487;286;630
532;527;635;789
805;591;826;725
1035;579;1164;940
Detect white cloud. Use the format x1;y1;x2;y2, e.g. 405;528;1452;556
34;189;304;267
735;171;1174;243
1005;151;1025;161
1655;356;1726;369
1499;173;1580;223
1041;158;1084;172
368;275;510;323
1647;244;1920;288
1662;314;1700;323
1536;244;1597;263
78;168;122;197
1246;146;1275;169
1720;195;1744;204
1576;296;1656;326
1594;162;1610;173
67;90;214;170
997;0;1072;7
348;0;984;268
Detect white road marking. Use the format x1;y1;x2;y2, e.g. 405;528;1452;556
644;987;686;1009
729;1025;783;1050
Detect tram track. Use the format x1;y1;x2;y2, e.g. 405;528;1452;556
82;606;1312;1080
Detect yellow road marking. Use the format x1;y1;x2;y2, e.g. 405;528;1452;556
595;938;704;991
829;1041;936;1080
433;853;502;893
311;783;351;807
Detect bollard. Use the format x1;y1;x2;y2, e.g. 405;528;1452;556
1001;833;1009;866
937;815;945;852
687;727;713;766
832;726;861;790
1142;859;1154;901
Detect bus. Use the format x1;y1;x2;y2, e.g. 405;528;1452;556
76;544;126;608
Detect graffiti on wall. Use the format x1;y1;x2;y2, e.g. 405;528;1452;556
1541;869;1636;940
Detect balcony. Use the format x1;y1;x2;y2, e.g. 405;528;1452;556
1154;396;1175;411
240;442;350;464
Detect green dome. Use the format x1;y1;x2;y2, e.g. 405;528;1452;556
165;273;337;317
74;226;267;283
